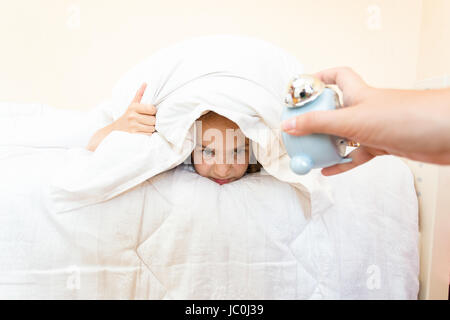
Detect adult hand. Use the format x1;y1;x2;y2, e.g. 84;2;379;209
281;67;450;175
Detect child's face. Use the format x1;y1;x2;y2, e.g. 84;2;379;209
192;113;250;185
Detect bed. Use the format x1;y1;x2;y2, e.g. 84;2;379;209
0;102;421;299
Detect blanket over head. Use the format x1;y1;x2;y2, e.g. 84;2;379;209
47;35;333;214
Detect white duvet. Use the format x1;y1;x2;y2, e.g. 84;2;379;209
0;142;418;299
0;35;419;299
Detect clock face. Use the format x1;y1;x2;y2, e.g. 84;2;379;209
285;75;325;108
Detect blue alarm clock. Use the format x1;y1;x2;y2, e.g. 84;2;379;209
281;75;358;175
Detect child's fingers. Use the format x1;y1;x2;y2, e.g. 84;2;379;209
134;123;155;133
132;83;147;103
136;114;156;126
136;104;157;115
136;131;155;136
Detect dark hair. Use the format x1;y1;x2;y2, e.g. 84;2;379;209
246;162;262;174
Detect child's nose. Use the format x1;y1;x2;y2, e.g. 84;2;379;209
213;163;232;178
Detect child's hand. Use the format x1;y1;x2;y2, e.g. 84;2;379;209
111;83;157;136
86;83;156;152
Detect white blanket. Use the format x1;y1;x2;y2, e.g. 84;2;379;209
0;35;419;299
0;143;418;299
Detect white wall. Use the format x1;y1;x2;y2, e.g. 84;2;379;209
0;0;423;110
415;0;450;300
417;0;450;80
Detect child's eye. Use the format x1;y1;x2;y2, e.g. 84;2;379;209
203;148;214;157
